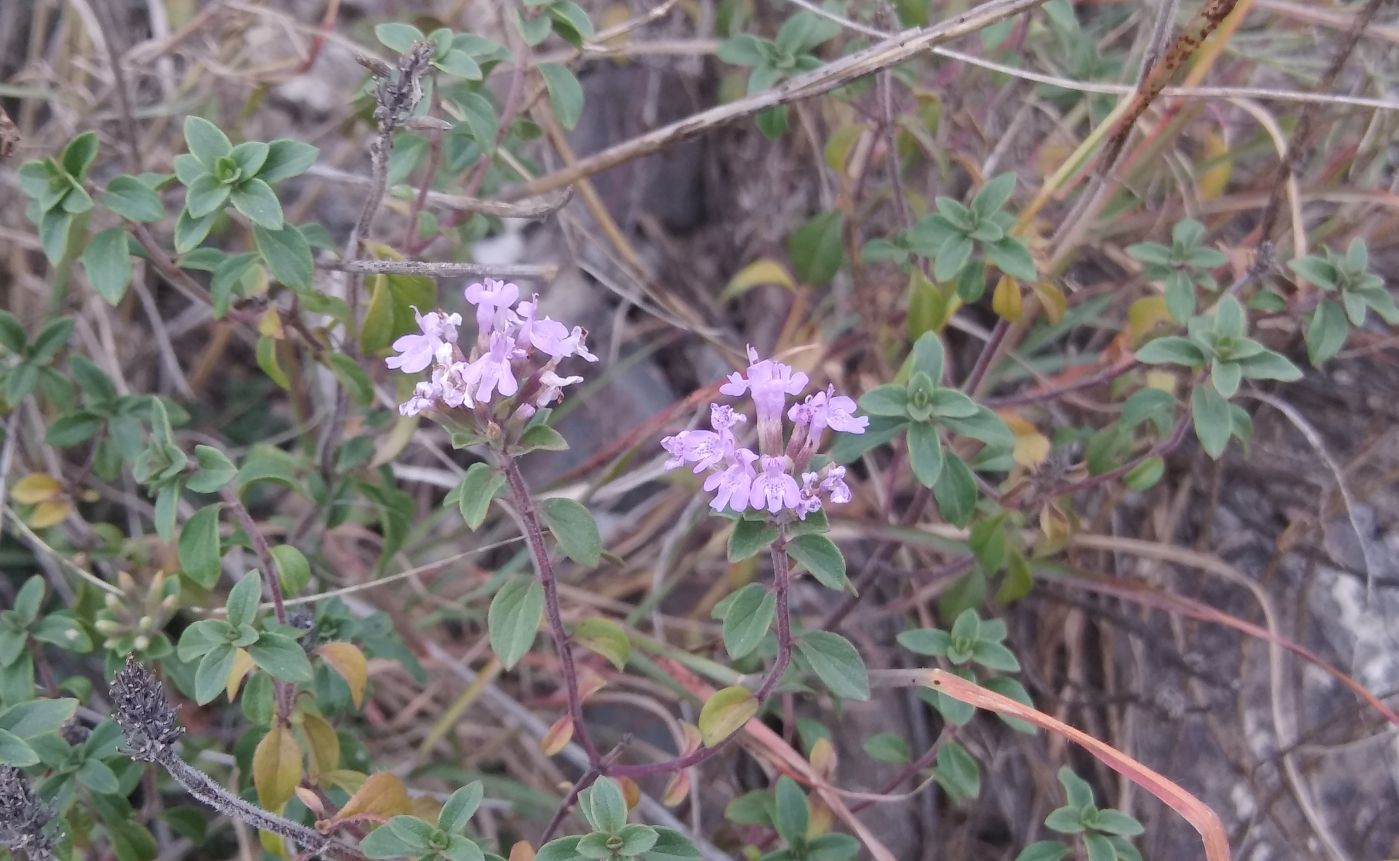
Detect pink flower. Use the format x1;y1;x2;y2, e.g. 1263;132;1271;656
529;316;598;362
533;369;584;407
749;455;802;514
463;331;520;403
660;429;725;473
386;309;462;374
821;466;852;504
464;278;520;334
433;361;475;409
709;403;746;432
720;346;809;424
704;447;758;512
791;386;867;434
399;381;438;416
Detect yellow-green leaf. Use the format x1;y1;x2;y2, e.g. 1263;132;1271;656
253;723;302;811
12;474;61;504
316;642;368;708
573;618;630;671
698;686;757;747
225;647;255;701
328;772;411;825
298;713;341;781
719;259;796;303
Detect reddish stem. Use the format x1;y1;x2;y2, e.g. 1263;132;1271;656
609;538;793;779
499;454;603;765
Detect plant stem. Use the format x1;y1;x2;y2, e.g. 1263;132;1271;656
219;489;293;721
610;537;793;778
155;750;367;861
499;454;603;765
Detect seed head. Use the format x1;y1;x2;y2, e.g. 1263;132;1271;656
0;765;57;860
109;656;184;761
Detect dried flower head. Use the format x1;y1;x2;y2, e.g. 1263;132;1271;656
0;765;57;861
110;656;184;761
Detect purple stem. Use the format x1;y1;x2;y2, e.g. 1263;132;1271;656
609;538;793;779
499;454;604;765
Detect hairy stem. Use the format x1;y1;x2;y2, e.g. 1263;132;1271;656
155;750;366;861
499;454;603;765
219;489;293;720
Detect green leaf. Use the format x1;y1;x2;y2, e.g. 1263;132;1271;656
1058;766;1095;808
375;21;425;52
60;131;100;178
540;498;602;567
972;173;1016;218
361;822;427;859
184;116;232;166
537;63;584;130
716;34;770;66
932;453;977;526
225;571;263;628
796;631;869;701
970;639;1020;672
897;627;950;656
1190;382;1231;458
360;271;437;354
253;224;313;292
1306;298;1348;366
81;227;134;305
1093;809;1145;837
46;411;102;447
173;207;217;254
258;139;319;183
185;175;230;221
788;211;845;286
1123;456;1165;490
787;533;848;591
1083;832;1117;861
863;732;911;763
1014;841;1071;861
179;504;224;589
517;423;569;452
773;775;809;845
0;697;78;739
573;618;630;671
907;421;944;487
189;445;238;493
270;544;311;596
436;48;483;80
487;576;543;669
648;827;701;861
194;644;237;704
1210;359;1242;399
325;353;373;406
616;824;658;856
256;336;290;390
0;728;38;766
1135;336;1205;368
728;518;779;561
248;631;314;683
583;776;628;833
944;407;1013;449
858;384;909;418
721;583;776;660
39;208;74;263
438;782;484;833
230;177;284;230
533;837;583;861
229;141;270;177
933;739;981;802
698;685;757;746
985;236;1037;282
454;463;505;530
909;332;946;382
933;233;974;282
101;175;164;222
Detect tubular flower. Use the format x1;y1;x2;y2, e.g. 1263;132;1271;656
385;281;597;420
662;347;865;519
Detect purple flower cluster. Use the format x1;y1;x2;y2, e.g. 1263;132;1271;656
386;279;597;419
662;347;867;518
